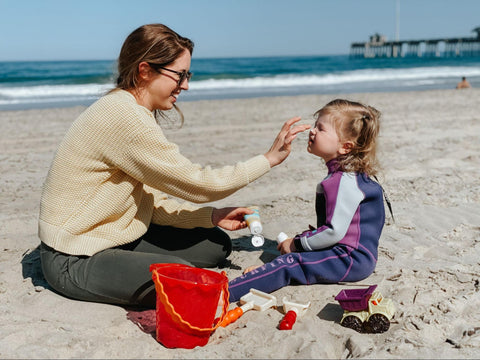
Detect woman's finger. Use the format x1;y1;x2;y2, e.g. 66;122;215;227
284;124;311;144
289;124;311;136
281;116;302;132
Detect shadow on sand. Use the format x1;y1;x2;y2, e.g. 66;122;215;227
21;245;50;289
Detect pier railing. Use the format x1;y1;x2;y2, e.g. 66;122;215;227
350;28;480;58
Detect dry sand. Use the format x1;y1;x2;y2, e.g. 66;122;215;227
1;88;479;359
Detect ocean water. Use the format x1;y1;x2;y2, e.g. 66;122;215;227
1;55;479;110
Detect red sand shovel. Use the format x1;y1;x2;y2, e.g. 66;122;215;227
278;297;311;330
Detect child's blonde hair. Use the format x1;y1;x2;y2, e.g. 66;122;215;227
315;99;381;176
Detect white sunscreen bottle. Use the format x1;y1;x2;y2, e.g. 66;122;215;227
277;232;289;244
244;206;264;247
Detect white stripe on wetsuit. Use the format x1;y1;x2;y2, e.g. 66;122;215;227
300;173;365;251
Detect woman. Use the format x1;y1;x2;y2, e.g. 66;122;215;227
39;24;309;307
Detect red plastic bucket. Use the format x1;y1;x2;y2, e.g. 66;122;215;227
150;263;229;349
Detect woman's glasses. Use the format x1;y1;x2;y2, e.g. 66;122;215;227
148;63;193;87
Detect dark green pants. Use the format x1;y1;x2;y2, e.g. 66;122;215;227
40;225;231;308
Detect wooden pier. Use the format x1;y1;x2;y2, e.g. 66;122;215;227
350;27;480;58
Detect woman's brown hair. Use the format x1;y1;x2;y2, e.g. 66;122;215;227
116;23;193;90
114;24;194;125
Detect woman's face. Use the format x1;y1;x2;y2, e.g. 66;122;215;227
140;50;192;111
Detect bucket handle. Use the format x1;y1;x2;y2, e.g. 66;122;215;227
152;269;230;333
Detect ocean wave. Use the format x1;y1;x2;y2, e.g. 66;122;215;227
0;65;479;109
0;83;112;100
190;66;480;90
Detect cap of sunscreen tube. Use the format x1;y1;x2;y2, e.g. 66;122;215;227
248;220;263;235
251;234;265;247
277;232;289;244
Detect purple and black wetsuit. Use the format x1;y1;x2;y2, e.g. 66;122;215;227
228;159;385;302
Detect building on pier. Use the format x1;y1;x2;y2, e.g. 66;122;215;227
350;27;480;58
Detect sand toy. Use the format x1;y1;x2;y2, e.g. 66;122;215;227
278;297;310;330
335;285;395;333
220;288;277;327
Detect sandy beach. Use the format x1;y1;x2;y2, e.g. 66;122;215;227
1;88;480;359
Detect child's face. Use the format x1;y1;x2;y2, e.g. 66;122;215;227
307;115;343;162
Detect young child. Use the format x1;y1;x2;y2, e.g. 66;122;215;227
228;99;386;302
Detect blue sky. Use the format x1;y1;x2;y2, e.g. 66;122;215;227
1;0;479;61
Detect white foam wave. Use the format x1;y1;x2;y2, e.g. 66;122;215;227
0;83;112;100
190;66;480;90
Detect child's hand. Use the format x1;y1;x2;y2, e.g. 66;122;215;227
212;207;254;231
277;238;296;254
243;265;261;274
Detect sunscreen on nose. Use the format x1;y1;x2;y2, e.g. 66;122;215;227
244;206;264;247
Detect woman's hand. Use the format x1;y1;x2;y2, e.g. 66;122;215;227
264;117;311;168
212;207;254;231
277;237;296;254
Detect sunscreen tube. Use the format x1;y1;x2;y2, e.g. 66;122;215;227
244;206;264;247
244;207;263;235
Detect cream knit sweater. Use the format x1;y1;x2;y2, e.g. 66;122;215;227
38;90;271;256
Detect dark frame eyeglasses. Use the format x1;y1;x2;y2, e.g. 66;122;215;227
148;63;192;86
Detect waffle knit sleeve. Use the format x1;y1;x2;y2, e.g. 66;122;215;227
117;125;271;204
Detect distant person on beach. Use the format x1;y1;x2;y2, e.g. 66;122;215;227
38;23;310;308
228;99;386;302
456;77;471;89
